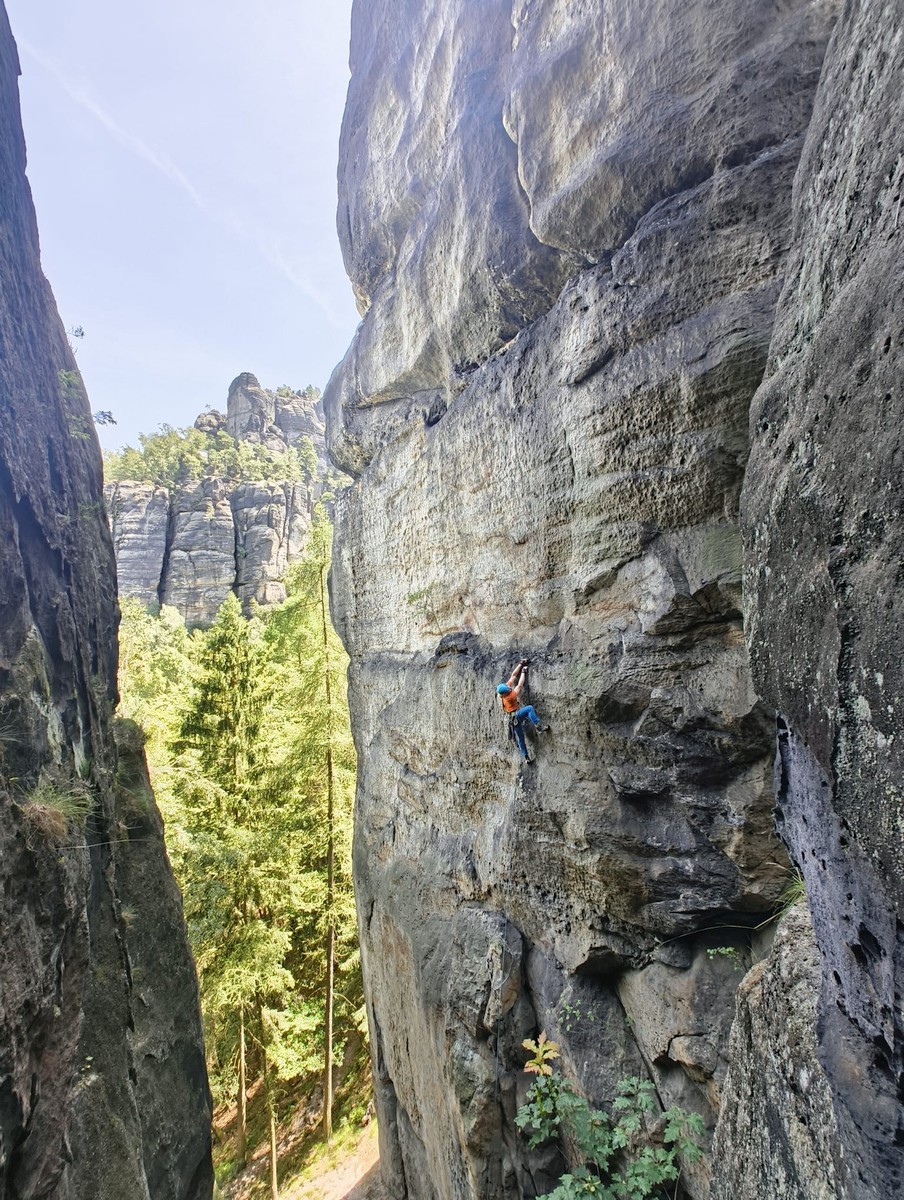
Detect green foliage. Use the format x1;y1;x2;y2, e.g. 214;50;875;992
175;593;266;825
117;599;197;764
263;509;362;1038
705;946;742;967
276;384;320;401
296;434;319;483
777;868;806;914
58;368;82;400
104;423;307;490
116;517;362;1121
19;773;93;839
515;1053;705;1200
560;999;596;1033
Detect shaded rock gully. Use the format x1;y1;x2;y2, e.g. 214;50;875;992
0;7;212;1197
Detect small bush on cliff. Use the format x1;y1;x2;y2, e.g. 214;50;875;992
516;1035;704;1200
777;867;807;913
19;774;93;840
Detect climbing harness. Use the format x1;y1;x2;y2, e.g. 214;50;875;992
499;660;534;763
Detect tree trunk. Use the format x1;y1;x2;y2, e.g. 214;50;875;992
320;562;335;1144
236;1007;247;1169
269;1104;279;1200
258;1000;280;1199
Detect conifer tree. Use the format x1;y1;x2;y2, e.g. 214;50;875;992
116;518;362;1184
264;512;359;1145
173;593;296;1176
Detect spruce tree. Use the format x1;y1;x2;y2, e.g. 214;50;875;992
174;593;294;1177
116;518;363;1184
264;513;359;1145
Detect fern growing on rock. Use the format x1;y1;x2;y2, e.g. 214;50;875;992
516;1035;705;1200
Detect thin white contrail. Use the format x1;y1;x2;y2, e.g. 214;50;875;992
19;37;347;327
21;39;208;210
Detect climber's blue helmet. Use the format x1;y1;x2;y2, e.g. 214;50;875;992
496;684;511;694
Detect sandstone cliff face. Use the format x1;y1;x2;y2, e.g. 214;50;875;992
105;375;325;624
226;372;326;450
105;481;171;606
0;9;212;1197
740;3;904;1194
711;905;846;1200
326;0;902;1196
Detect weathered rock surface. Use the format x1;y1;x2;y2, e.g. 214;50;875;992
711;905;847;1200
0;8;212;1196
106;481;170;606
105;372;324;624
326;1;859;1197
105;375;324;624
159;479;237;627
741;2;904;1195
232;480;313;610
226;372;326;452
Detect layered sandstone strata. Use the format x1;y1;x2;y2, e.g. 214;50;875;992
324;0;904;1196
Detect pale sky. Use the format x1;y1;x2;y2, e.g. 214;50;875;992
6;0;359;449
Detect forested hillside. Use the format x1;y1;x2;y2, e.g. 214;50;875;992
104;423;317;490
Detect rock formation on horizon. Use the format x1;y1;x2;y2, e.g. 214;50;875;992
0;6;213;1196
325;1;903;1197
105;373;327;625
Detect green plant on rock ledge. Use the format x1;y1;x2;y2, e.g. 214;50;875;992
777;867;806;914
705;946;743;970
516;1035;704;1200
18;774;93;840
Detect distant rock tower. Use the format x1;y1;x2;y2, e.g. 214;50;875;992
106;374;330;624
226;372;326;451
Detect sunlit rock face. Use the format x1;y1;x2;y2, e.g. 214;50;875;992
0;7;212;1197
226;371;326;452
325;1;867;1197
711;905;847;1200
740;2;904;1194
105;480;171;606
105;375;325;624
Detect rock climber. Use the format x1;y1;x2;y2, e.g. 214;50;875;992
496;659;549;763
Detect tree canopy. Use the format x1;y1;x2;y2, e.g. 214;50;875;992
104;424;319;490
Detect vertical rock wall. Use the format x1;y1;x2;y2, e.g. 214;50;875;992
0;8;212;1197
740;2;904;1196
325;1;858;1197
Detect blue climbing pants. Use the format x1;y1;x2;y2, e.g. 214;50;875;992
512;705;541;759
